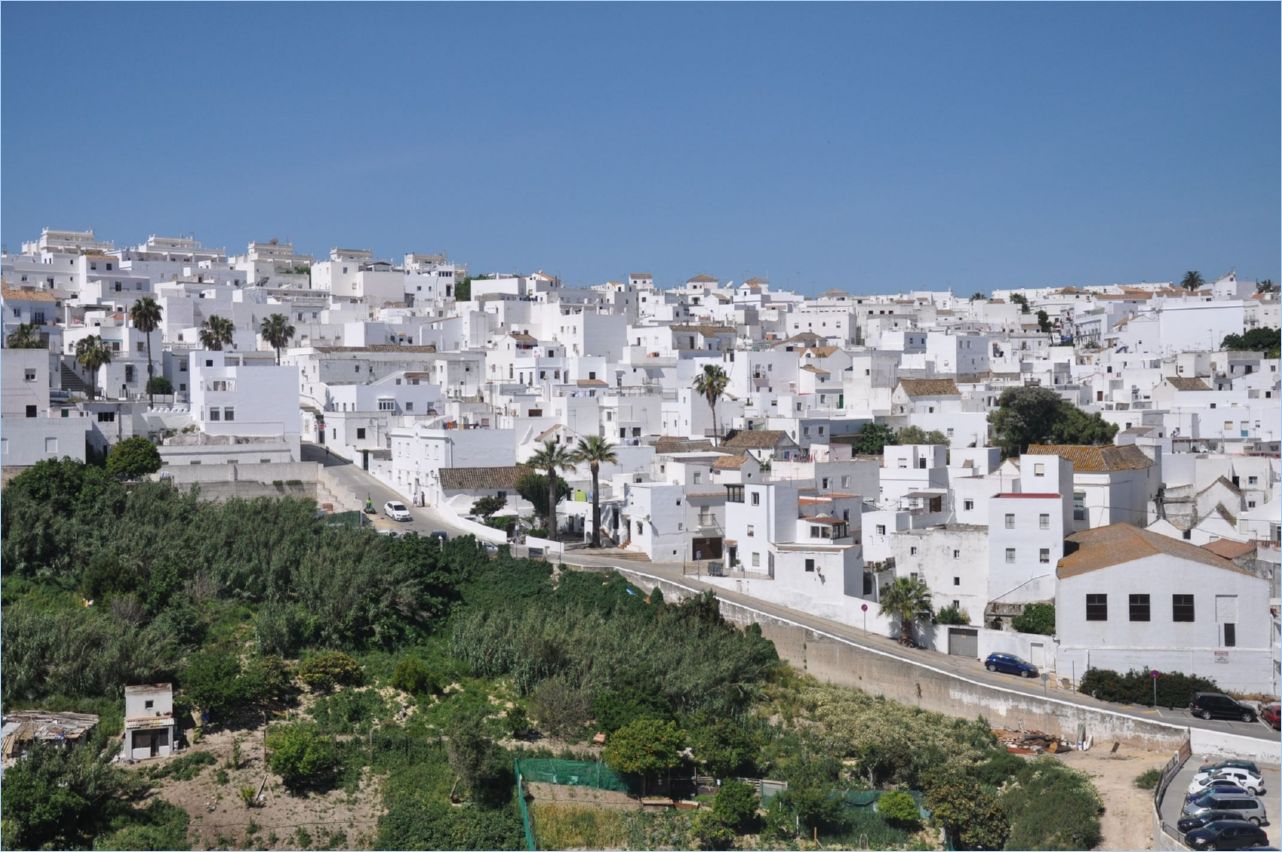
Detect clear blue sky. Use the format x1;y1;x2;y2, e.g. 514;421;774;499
3;3;1278;293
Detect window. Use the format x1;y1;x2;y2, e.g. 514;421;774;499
751;492;760;506
1086;594;1108;621
953;549;960;559
44;437;57;453
25;404;36;418
751;553;760;568
693;472;701;484
378;399;395;411
811;526;824;538
804;559;815;573
1039;513;1049;530
1004;513;1015;529
726;485;744;503
876;524;886;535
223;407;235;421
1173;594;1195;622
909;546;918;555
1073;492;1086;521
953;576;960;586
746;524;755;538
1033;463;1045;475
963;499;974;511
1222;623;1236;647
1248;476;1259;485
24;368;36;382
144;699;154;710
1129;594;1150;621
356;428;366;440
1005;547;1016;563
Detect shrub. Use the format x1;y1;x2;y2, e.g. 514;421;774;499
604;718;684;793
877;790;921;829
1079;667;1219;708
266;723;338;791
239;785;258;807
1012;603;1055;635
505;706;531;739
105;437;161;480
689;809;736;850
712;779;759;831
145;376;174;396
147;750;216;782
1000;757;1102;850
935;604;969;626
529;677;591;739
390;657;438;697
445;715;510;805
297;651;363;692
1134;768;1162;790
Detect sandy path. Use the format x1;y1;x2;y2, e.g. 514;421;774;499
1051;743;1170;851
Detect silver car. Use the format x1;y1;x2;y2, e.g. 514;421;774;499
1183;793;1269;827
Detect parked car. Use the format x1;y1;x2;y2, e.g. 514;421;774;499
1191;769;1267;796
1261;703;1280;731
1180;811;1251;834
1184;820;1269;850
429;530;449;543
1190;692;1259;722
384;501;412;522
984;653;1038;678
1184;793;1269;826
1200;760;1262;776
1187;781;1250;802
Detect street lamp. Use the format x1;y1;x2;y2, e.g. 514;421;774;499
1151;669;1160;708
861;602;868;634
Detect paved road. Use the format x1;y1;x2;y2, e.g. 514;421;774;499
1160;755;1279;846
303;443;1279;745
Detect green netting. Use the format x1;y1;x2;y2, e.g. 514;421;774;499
323;510;364;527
515;758;632;793
839;788;928;817
514;762;537;851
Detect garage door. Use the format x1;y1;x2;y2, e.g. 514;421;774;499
948;627;979;658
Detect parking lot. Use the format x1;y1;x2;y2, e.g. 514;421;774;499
1159;754;1280;848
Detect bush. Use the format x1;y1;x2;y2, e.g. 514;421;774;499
1079;667;1219;708
1000;757;1102;850
445;716;510;805
297;651;363;692
145;376;174;396
876;790;921;829
1012;603;1055;635
712;779;759;831
529;677;591;739
935;604;969;626
390;657;438;697
689;809;736;850
105;437;162;480
603;718;684;792
266;723;338;791
1134;768;1162;790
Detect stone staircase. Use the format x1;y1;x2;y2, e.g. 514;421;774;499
60;361;92;396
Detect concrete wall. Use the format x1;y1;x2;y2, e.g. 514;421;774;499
1189;726;1282;764
605;566;1193;751
154;461;319;503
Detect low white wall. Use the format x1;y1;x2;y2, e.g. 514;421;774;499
155;462;318;485
1189;726;1282;764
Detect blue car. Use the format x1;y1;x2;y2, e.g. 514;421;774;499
984;653;1039;678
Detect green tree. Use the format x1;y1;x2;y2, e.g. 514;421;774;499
571;435;618;548
853;422;897;454
146;376;173;396
690;809;737;850
527;440;575;540
935;604;970;626
693;364;731;443
1180;270;1205;292
1036;309;1052;333
266;723;339;791
877;790;921;829
181;648;249;723
199;314;236;351
924;766;1010;850
129;296;163;404
445;715;510;805
514;472;570;534
2;739;131;849
712;779;760;831
454;276;472;302
879;576;933;646
1257;279;1276;294
6;322;44;349
1010;292;1030;314
259;313;295;365
390;656;438;696
469;494;506;519
106;436;162;480
988;386;1117;457
896;425;948;445
75;334;113;399
969;292;986;302
297;650;363;692
1012;603;1055;635
603;717;684;795
1221;327;1281;356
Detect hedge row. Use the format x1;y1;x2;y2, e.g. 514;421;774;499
1079;667;1219;708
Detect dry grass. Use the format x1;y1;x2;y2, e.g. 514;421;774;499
531;802;632;850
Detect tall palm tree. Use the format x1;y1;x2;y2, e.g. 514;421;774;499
878;576;933;647
693;363;730;443
528;439;575;540
1180;270;1205;292
1257;279;1276;294
74;335;112;400
199;315;236;351
6;323;43;349
571;435;618;548
259;313;295;365
128;296;163;403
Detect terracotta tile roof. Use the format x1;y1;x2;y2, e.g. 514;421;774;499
1201;539;1256;561
687;274;717;283
744;277;769;285
670;324;735;336
801;365;830;375
575;378;607;387
776;332;826;348
1166;377;1211;391
653;436;715;454
723;429;795;450
509;332;538;344
1058;524;1251;579
1;287;58;302
994;492;1061;499
803;346;840;357
438;465;530;491
898;378;961;397
1025;444;1153;473
629;272;652;279
313;345;437;353
712;454;750;470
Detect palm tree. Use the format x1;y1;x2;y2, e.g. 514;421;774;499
74;335;112;400
528;440;576;540
693;364;730;443
1257;279;1276;294
571;435;618;548
6;323;43;349
878;576;933;646
259;313;295;365
128;296;163;403
1180;270;1205;292
199;315;236;351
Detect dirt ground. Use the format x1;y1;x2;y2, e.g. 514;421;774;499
1049;743;1170;851
130;727;384;850
526;781;642;811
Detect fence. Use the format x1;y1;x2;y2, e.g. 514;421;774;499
514;758;634;851
515;761;537;852
1152;736;1192;846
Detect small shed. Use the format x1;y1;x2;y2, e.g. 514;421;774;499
120;683;176;761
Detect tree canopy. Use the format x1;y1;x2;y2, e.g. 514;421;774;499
106;436;162;479
1221;327;1280;357
988;386;1117;457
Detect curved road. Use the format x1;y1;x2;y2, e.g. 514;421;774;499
305;444;1278;745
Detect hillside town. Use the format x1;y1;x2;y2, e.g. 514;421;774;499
3;226;1279;701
